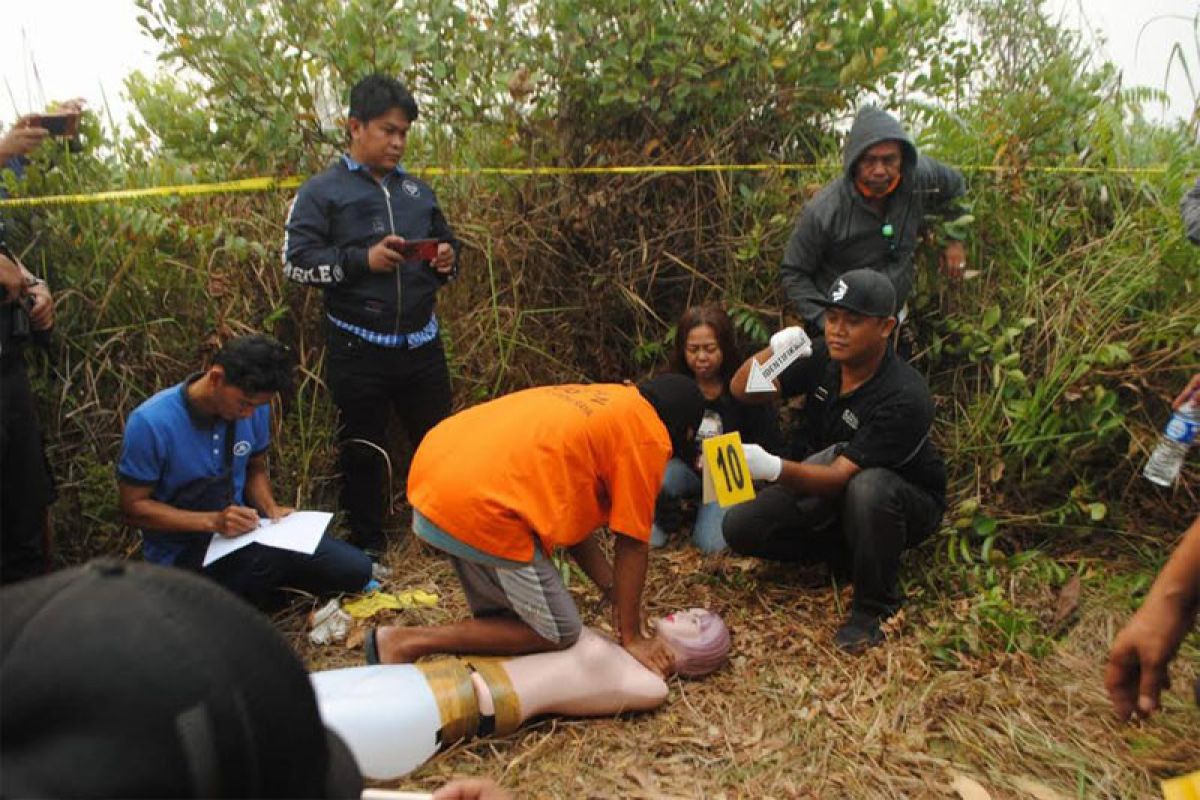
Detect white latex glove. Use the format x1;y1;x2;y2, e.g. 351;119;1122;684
769;326;813;359
742;444;784;482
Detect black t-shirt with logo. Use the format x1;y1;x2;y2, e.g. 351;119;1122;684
777;340;946;504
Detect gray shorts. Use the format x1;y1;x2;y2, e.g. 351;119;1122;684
451;554;583;647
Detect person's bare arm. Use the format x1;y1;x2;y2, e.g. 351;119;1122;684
0;252;22;303
567;533;613;602
1106;515;1200;719
118;481;258;538
1172;374;1200;410
776;454;861;497
731;347;779;404
242;452;291;521
611;532;674;676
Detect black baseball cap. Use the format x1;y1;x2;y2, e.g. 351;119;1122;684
0;559;363;799
813;268;897;318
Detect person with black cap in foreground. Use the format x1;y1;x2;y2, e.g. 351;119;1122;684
0;558;365;799
0;558;513;799
723;269;946;652
370;375;705;676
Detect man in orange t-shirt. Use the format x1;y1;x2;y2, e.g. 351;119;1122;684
370;375;703;676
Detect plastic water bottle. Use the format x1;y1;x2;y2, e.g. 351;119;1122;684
1143;401;1199;487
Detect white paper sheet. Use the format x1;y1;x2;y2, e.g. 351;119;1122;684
203;510;333;567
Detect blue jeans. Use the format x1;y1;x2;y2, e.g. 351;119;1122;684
650;457;728;553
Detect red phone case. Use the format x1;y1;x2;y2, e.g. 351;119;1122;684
399;239;440;261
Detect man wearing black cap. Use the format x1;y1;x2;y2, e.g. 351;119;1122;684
780;105;967;334
0;559;364;798
723;269;946;652
370;375;705;676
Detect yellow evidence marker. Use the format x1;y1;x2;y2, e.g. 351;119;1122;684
1162;771;1200;800
700;431;756;508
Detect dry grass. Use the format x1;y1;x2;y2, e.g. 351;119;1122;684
277;526;1199;800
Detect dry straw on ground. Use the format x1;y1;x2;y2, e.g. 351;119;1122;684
280;529;1199;800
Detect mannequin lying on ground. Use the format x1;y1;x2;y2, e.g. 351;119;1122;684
311;609;731;779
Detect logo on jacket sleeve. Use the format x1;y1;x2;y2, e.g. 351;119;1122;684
402;179;421;197
841;409;860;430
233;441;252;457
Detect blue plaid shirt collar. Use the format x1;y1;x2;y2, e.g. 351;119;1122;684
341;153;406;177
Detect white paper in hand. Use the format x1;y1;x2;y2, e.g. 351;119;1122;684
203;511;333;567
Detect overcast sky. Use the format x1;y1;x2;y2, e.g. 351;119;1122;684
1;0;1196;131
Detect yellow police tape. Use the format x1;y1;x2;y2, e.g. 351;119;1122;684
0;162;1171;209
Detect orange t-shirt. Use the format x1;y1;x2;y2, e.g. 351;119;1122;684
407;384;671;562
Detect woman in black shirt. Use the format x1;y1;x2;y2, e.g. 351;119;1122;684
651;305;780;553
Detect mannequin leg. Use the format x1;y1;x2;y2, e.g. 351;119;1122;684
482;628;669;721
376;616;560;663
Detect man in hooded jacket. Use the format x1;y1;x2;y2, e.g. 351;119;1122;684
780;106;967;332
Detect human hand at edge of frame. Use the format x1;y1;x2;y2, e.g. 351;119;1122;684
0;115;50;161
742;444;783;482
432;241;455;274
939;239;967;280
624;633;675;678
25;280;53;331
1104;596;1193;720
1171;374;1200;410
432;777;512;800
212;505;261;537
768;326;812;359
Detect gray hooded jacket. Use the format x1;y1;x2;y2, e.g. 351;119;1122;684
780;106;965;328
1183;177;1200;245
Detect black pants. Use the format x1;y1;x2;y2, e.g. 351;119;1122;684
325;324;452;544
202;534;372;609
0;362;55;584
723;465;943;617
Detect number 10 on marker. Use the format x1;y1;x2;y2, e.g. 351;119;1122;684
700;432;756;508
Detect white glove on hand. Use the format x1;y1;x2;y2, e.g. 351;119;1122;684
769;326;813;359
741;444;784;482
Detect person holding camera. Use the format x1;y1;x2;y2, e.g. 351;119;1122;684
283;75;461;556
0;235;56;584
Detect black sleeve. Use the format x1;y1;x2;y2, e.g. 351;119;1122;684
734;399;782;452
282;182;371;285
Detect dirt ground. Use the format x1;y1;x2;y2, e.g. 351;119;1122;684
283;533;1199;800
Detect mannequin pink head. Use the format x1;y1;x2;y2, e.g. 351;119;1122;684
656;608;731;678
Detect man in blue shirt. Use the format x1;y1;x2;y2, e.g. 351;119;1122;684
117;335;372;607
283;74;461;555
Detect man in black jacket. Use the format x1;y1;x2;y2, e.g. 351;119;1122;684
284;75;461;555
780;106;967;333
